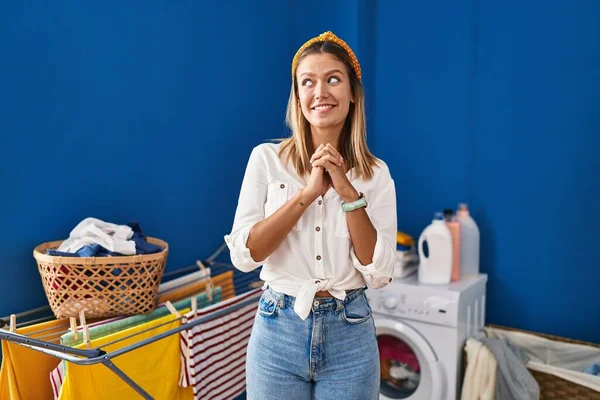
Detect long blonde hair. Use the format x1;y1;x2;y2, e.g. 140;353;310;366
278;41;378;180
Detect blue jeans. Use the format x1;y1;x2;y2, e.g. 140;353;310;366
246;286;380;400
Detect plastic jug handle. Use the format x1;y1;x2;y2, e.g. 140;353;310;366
418;232;426;261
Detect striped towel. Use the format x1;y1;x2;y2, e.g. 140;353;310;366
49;361;66;400
179;289;261;400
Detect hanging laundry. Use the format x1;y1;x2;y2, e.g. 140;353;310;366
0;319;70;400
179;289;261;400
158;270;235;304
55;312;193;400
60;288;222;347
46;218;163;257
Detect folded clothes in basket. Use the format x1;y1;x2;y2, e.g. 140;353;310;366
461;337;540;400
47;218;163;257
586;363;600;376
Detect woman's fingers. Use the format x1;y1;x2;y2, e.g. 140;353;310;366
325;144;343;163
311;145;343;166
310;144;325;163
312;156;341;172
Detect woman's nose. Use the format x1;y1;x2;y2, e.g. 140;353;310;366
315;83;329;100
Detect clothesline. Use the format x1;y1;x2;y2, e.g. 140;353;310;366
1;242;262;400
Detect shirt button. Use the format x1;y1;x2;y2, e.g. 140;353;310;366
315;227;321;232
280;184;285;189
316;255;321;261
318;200;323;205
314;301;320;307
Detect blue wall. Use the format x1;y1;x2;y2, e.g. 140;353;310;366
374;0;600;342
1;1;598;343
0;2;290;315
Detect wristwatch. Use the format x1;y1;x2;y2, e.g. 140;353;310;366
341;192;367;212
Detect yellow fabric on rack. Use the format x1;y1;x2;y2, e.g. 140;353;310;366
58;311;193;400
157;270;235;304
0;319;69;400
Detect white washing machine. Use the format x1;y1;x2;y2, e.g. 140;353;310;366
367;274;487;400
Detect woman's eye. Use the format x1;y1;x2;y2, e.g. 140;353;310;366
328;76;341;83
302;79;313;86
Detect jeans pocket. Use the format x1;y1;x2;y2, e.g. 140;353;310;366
341;293;372;325
257;292;279;318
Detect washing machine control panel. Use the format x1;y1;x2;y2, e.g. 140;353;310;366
370;290;459;327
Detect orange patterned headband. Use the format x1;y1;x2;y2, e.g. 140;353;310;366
291;31;362;81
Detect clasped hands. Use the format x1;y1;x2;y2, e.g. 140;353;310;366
304;143;359;203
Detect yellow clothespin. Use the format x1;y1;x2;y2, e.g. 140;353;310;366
9;314;16;333
79;311;91;349
70;317;79;340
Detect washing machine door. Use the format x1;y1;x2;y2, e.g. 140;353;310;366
375;317;444;400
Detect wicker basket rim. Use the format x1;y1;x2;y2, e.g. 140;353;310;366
33;237;169;264
486;324;600;349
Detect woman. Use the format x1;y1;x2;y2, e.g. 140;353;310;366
224;31;397;400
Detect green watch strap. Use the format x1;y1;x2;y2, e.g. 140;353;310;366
341;193;367;212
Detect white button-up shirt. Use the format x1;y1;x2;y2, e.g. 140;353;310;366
224;143;397;319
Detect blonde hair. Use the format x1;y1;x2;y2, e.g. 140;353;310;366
277;40;378;180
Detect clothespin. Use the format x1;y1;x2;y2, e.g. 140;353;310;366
164;301;181;318
79;311;91;349
249;281;263;289
70;317;79;340
9;314;16;333
196;260;209;277
191;297;197;316
205;281;213;302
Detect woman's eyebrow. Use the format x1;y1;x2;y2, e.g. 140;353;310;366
300;69;344;77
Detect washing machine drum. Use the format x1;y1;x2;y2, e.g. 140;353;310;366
379;335;421;397
376;319;444;400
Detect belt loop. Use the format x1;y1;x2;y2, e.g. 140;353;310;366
278;292;285;309
335;298;344;314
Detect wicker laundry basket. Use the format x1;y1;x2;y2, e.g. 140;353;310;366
33;238;168;319
464;324;600;400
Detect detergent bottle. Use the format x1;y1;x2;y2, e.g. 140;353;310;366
418;212;453;284
443;208;461;281
456;203;480;276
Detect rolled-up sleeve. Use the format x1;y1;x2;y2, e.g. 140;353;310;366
224;146;269;272
350;175;397;288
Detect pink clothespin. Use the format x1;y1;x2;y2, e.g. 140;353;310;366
9;314;16;333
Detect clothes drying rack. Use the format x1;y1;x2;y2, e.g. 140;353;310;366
0;242;262;400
